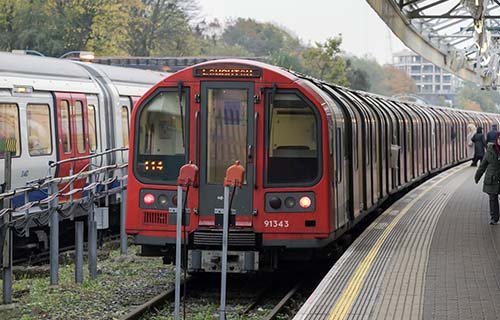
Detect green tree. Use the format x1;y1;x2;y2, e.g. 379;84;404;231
345;58;370;91
456;81;500;113
302;37;349;86
127;0;199;56
222;18;301;57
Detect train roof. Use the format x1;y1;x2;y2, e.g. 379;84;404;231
0;52;92;80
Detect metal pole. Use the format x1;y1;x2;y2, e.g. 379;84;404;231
174;185;183;320
75;221;84;283
2;150;12;303
219;185;230;320
49;182;59;286
120;167;127;255
89;219;97;279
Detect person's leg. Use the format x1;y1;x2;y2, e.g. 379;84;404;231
471;155;478;166
488;193;500;223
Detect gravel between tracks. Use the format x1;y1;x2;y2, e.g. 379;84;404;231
0;243;174;320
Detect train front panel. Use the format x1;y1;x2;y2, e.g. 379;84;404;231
126;60;338;272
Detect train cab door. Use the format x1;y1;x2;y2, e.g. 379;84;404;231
54;93;90;197
199;82;255;223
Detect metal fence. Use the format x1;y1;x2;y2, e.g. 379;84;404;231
0;146;129;304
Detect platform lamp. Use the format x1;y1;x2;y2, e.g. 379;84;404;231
59;51;95;62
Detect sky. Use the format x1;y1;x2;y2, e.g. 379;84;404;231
197;0;408;64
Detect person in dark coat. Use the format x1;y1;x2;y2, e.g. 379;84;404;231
486;124;498;143
475;132;500;224
471;126;486;166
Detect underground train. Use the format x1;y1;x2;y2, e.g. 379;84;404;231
0;52;165;250
125;59;500;273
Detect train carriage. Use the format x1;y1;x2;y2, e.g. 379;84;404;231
125;59;499;273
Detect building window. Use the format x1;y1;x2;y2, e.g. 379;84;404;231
411;66;421;73
435;85;441;91
443;85;451;92
443;75;451;83
423;65;433;73
27;104;52;156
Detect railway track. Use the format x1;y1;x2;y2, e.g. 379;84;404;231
120;270;311;320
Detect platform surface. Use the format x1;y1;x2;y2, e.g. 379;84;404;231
294;163;500;320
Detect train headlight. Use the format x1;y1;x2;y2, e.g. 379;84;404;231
299;196;312;209
158;194;168;206
269;197;282;209
143;193;155;205
285;197;296;208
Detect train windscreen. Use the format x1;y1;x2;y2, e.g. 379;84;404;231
135;90;187;184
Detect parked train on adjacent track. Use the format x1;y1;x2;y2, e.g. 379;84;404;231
0;52;165;250
124;59;500;273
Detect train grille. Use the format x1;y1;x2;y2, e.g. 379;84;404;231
193;231;257;247
143;211;168;225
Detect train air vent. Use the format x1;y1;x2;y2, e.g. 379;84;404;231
193;231;256;247
143;211;169;225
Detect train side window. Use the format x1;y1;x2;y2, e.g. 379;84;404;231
60;100;71;154
336;128;342;183
27;104;52;156
88;105;98;152
121;106;129;147
74;101;86;154
267;92;320;185
0;103;21;158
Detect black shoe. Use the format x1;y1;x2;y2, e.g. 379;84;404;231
490;219;499;225
471;164;477;167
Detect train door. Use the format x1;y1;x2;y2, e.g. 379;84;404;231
54;93;90;195
199;82;254;220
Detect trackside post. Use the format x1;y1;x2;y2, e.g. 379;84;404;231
219;161;245;320
1;139;15;303
175;163;198;320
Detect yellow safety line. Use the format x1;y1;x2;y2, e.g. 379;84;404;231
327;168;460;320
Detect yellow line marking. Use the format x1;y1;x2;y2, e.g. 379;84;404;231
327;166;463;320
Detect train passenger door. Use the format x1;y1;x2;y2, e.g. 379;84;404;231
54;93;90;191
199;82;254;221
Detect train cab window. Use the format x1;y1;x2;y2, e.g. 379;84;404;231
0;103;21;158
135;90;187;184
60;101;71;154
74;101;86;154
121;107;130;148
88;105;97;152
27;104;52;156
267;93;320;185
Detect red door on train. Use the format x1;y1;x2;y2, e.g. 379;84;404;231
54;93;90;199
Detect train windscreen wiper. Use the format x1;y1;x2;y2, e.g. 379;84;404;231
177;81;185;149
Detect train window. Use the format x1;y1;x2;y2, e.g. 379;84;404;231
0;103;21;158
121;107;129;147
74;101;86;154
267;93;320;185
207;88;248;184
27;104;52;156
88;105;97;152
60;100;71;154
336;128;342;183
135;90;187;184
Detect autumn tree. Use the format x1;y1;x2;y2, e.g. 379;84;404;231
381;65;416;96
302;36;349;86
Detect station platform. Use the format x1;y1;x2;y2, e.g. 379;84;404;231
294;163;500;319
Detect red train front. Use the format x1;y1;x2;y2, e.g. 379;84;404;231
126;59;342;272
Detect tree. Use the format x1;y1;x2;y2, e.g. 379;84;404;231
456;81;500;113
345;58;370;91
380;65;416;96
222;18;301;57
302;36;349;86
127;0;199;56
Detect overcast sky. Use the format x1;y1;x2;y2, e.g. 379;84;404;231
197;0;408;64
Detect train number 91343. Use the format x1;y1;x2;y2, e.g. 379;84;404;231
263;220;290;228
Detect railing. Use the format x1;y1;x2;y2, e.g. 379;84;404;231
0;147;129;304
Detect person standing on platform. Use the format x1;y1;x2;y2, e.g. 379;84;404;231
487;123;498;143
474;132;500;224
471;126;486;166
